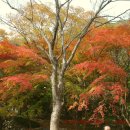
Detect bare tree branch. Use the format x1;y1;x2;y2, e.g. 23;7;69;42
50;0;60;50
94;9;130;29
66;0;114;67
62;0;72;28
30;0;34;22
60;0;72;8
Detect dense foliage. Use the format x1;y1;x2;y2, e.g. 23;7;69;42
0;22;130;129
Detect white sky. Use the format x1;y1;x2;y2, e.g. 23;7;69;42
0;0;130;31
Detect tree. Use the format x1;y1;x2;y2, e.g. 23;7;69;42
0;40;50;128
0;41;48;93
0;0;130;129
69;23;130;126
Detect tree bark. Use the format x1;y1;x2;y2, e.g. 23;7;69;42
50;99;62;130
50;68;64;130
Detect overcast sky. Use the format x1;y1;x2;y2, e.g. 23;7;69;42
0;0;130;30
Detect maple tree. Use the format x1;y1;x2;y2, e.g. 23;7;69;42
68;23;130;126
0;41;51;128
0;41;48;98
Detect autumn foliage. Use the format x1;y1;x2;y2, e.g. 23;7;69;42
68;23;130;124
0;23;130;125
0;41;48;98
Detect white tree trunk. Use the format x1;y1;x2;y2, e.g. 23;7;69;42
50;69;64;130
50;100;62;130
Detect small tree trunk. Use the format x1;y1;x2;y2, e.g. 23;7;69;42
50;69;64;130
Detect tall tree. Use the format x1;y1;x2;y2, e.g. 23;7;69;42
0;0;130;129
